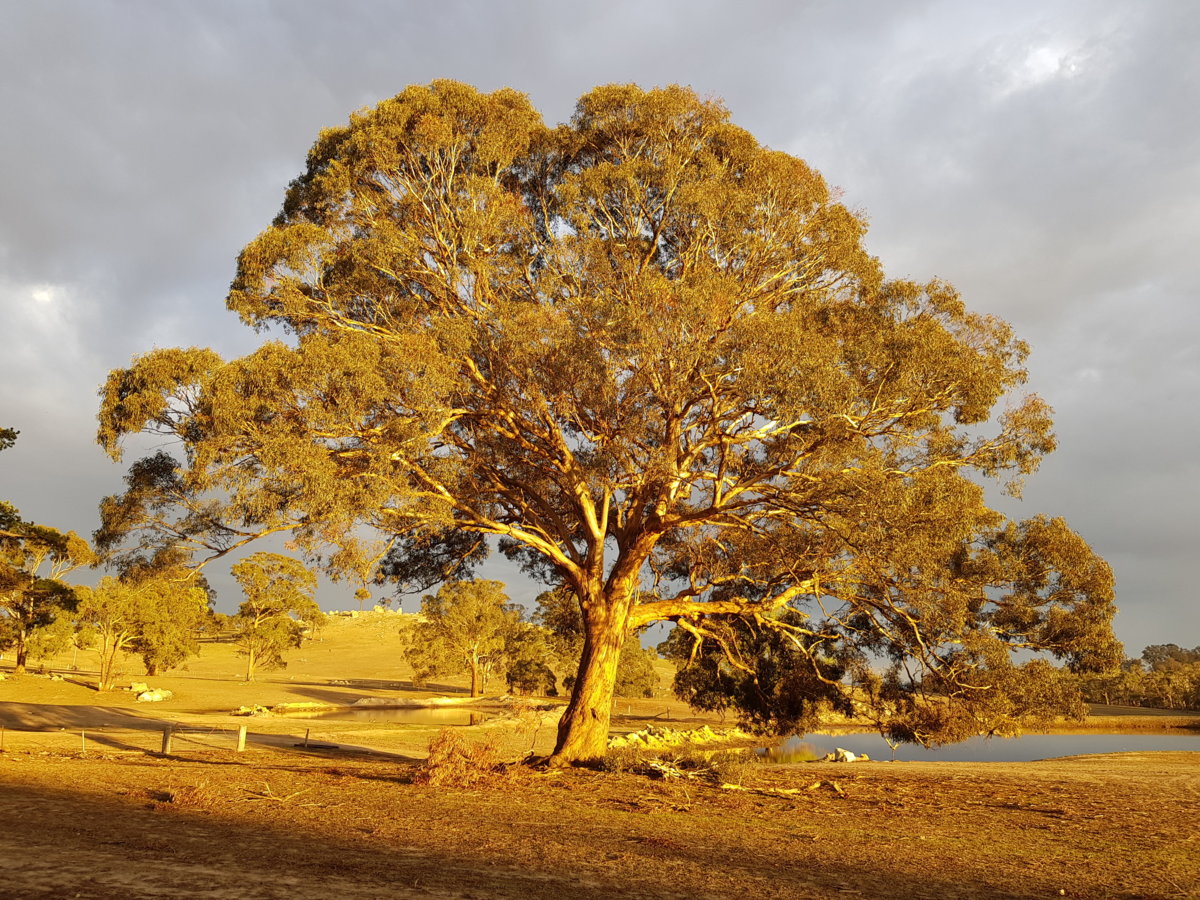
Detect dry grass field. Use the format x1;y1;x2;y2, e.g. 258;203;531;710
2;612;1197;899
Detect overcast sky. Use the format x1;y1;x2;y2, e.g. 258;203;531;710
1;0;1196;653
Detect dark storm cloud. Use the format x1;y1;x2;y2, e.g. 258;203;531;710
0;0;1195;649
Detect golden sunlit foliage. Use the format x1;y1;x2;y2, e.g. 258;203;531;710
77;572;209;690
230;552;324;682
97;82;1118;762
405;579;523;697
2;427;95;673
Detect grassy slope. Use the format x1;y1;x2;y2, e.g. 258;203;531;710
0;611;695;758
3;611;1195;754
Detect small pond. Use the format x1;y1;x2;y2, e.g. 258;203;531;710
761;730;1200;763
280;707;490;726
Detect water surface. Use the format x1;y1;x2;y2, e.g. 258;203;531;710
762;730;1200;763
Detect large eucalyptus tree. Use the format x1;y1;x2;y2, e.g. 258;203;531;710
97;82;1118;762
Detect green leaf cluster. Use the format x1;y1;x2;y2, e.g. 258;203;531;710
404;579;524;696
230;552;323;681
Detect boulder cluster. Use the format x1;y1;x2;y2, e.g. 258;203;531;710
607;725;752;751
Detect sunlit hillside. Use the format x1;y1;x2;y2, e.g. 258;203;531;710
13;608;678;712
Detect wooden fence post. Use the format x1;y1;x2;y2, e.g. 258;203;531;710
237;725;247;752
161;725;172;755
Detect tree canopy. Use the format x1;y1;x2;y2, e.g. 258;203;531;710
77;572;209;690
2;427;96;672
405;579;523;697
230;551;323;682
96;81;1119;762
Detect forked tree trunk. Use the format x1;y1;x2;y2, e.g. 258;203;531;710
550;588;633;765
98;661;113;691
97;640;117;691
469;656;481;697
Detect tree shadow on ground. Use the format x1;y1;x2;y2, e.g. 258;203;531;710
149;742;422;766
0;702;160;731
0;700;419;760
280;680;493;707
0;763;1077;900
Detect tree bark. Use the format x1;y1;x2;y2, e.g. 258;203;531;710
98;642;115;691
469;656;481;697
550;587;633;765
14;640;27;675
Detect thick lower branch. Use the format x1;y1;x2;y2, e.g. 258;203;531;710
628;580;815;628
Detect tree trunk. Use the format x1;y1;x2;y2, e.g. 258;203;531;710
550;588;633;765
14;640;28;675
469;656;481;697
98;643;115;691
245;649;256;683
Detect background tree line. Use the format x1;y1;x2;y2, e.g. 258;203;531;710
3;430;328;688
5;432;644;698
1076;645;1200;711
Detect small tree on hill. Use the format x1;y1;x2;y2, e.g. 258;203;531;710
503;620;559;696
1;427;97;673
23;616;81;668
133;588;212;676
613;642;659;700
1;526;95;674
230;552;323;682
405;579;522;697
76;577;143;691
119;552;215;676
77;572;210;690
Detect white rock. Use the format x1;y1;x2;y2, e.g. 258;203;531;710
136;689;174;702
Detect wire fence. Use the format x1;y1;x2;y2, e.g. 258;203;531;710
0;723;250;756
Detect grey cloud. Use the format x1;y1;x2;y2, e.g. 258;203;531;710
0;0;1194;652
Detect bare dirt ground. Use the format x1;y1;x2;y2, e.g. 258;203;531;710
1;614;1197;899
2;747;1197;899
